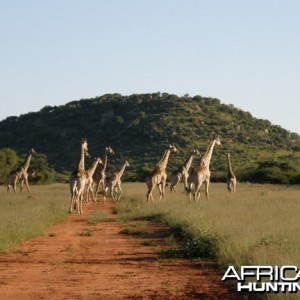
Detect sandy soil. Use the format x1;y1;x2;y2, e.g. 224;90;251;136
0;200;243;299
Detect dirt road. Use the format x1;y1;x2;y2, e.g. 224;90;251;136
0;201;241;299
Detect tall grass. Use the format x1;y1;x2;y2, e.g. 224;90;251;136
0;184;70;252
116;182;300;267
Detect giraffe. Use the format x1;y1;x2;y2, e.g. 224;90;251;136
146;144;178;202
106;160;130;202
69;138;90;214
84;157;103;202
170;148;201;192
92;146;115;202
226;152;237;194
187;134;221;202
7;148;37;194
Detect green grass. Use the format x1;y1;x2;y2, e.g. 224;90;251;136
1;181;300;299
115;182;300;299
116;182;300;265
0;184;70;252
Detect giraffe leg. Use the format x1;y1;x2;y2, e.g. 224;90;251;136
161;179;167;200
78;194;83;214
116;183;122;201
69;195;74;213
183;174;189;192
205;179;210;200
158;183;163;201
76;189;83;214
91;182;97;202
74;194;80;214
86;185;92;202
193;181;202;203
20;180;24;193
84;184;89;202
232;178;236;194
69;184;77;213
146;184;155;202
187;181;193;202
146;177;155;202
227;179;231;192
94;180;100;202
101;180;106;203
193;185;200;203
195;189;201;203
170;176;179;192
88;183;94;202
110;182;117;202
24;180;31;194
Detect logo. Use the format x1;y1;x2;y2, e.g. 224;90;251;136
222;266;300;293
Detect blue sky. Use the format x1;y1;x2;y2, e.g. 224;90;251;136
1;0;299;134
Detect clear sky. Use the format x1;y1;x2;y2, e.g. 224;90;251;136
1;0;299;134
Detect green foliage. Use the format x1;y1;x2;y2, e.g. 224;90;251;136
241;159;300;184
160;235;220;259
0;148;59;185
30;153;57;184
0;93;299;184
0;148;20;183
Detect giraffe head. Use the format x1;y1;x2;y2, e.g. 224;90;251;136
81;138;90;158
168;144;179;154
213;134;222;147
225;152;231;159
124;160;130;167
193;148;201;156
29;148;37;157
105;146;115;155
95;157;103;164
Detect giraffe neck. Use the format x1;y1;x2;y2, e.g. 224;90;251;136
182;154;195;170
78;144;86;171
157;149;171;171
102;154;108;172
227;157;235;177
198;140;216;170
115;163;127;179
87;160;100;177
22;153;32;172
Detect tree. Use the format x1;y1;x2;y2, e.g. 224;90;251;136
0;148;20;183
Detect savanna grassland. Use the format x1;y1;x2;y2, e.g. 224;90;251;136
116;182;300;269
1;182;300;299
1;182;300;266
0;184;70;252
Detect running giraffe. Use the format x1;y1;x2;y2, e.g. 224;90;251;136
69;138;90;214
146;144;178;202
92;146;115;202
106;160;130;202
187;135;221;202
226;152;236;194
170;148;201;192
84;157;103;202
7;148;37;194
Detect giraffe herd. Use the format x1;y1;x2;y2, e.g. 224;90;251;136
5;134;237;214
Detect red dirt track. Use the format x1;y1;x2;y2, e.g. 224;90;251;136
0;201;241;299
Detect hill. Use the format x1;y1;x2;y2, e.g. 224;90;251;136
1;93;300;184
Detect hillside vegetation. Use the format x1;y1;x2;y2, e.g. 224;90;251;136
0;93;300;184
